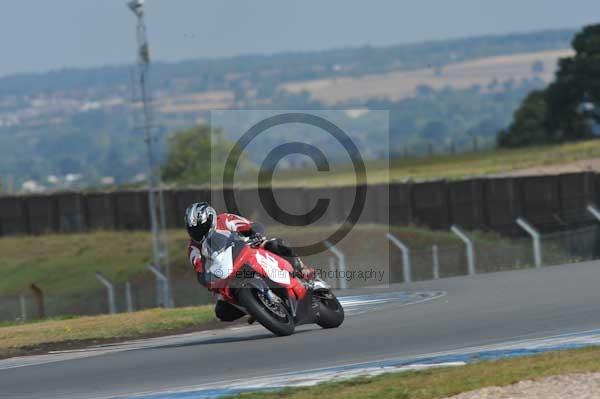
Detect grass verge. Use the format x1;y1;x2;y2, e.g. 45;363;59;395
228;346;600;399
0;305;216;359
270;139;600;187
0;225;481;296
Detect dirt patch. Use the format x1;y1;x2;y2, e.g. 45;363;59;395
446;372;600;399
491;158;600;177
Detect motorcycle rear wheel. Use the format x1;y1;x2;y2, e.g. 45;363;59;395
238;288;295;336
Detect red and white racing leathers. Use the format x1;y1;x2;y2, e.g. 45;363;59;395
188;213;255;288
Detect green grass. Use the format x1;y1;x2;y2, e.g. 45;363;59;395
0;230;192;295
0;225;513;297
268;139;600;187
227;346;600;399
0;225;498;296
0;305;216;359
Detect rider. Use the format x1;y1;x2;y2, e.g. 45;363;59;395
185;201;313;323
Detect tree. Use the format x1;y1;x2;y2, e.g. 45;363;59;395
544;25;600;140
498;24;600;147
161;124;251;186
420;120;448;140
497;90;547;147
531;60;544;74
162;125;213;186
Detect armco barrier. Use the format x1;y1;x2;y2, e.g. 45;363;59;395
0;172;597;237
411;181;450;229
484;177;520;234
518;175;561;227
0;196;29;236
448;179;484;229
86;192;117;230
559;172;593;214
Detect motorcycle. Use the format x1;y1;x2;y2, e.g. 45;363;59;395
205;233;344;336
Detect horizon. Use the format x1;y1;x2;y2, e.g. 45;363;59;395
0;26;577;79
0;0;597;78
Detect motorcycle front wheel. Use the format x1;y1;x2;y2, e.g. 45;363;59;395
238;287;295;336
315;292;345;329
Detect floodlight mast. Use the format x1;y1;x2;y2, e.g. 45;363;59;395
127;0;172;307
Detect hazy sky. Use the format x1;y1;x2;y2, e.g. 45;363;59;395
0;0;597;77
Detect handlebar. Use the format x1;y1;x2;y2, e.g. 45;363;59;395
246;235;266;248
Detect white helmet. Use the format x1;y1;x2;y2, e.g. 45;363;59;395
185;202;216;242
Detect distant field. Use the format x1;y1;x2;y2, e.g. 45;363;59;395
150;49;571;112
157;90;234;114
280;49;572;104
269;139;600;187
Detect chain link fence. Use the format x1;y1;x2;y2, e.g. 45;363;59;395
389;224;600;284
2;223;600;323
0;275;213;323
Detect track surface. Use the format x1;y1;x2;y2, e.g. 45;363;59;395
3;261;600;399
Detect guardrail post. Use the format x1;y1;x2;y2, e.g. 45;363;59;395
19;293;27;321
587;204;600;222
125;281;134;313
432;245;440;280
386;233;412;283
95;272;117;314
148;265;174;308
327;257;338;289
451;225;476;275
29;283;45;319
516;217;542;268
324;241;348;290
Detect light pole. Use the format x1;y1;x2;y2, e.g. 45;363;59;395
127;0;172;307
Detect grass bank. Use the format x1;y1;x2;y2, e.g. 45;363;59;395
228;346;600;399
0;225;479;296
0;305;216;359
0;230;191;296
270;139;600;187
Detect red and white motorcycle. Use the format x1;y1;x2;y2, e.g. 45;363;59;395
206;233;344;336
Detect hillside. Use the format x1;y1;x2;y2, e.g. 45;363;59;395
268;139;600;187
282;49;571;105
0;29;576;192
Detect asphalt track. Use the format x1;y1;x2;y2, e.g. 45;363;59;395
3;260;600;399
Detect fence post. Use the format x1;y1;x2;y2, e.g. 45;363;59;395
125;281;134;313
148;265;174;308
95;272;117;314
587;204;600;222
328;257;337;289
432;245;440;279
386;233;412;283
324;241;348;290
29;283;45;319
19;293;27;321
451;225;476;275
516;217;543;269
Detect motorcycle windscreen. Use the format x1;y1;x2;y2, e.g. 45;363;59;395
202;231;239;282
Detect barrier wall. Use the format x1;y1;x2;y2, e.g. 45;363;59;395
0;172;597;237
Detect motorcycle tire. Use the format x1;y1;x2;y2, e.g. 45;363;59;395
316;294;345;329
238;287;295;336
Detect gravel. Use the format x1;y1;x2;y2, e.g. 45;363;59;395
446;372;600;399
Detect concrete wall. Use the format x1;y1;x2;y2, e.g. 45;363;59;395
0;172;597;237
